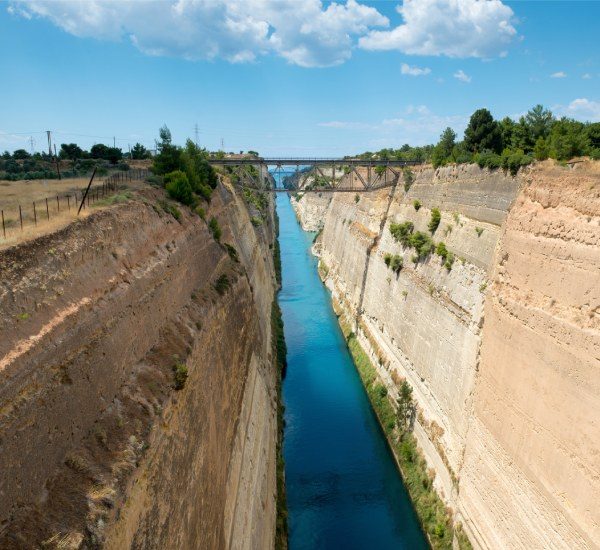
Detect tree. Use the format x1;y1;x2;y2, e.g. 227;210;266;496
499;116;516;149
12;149;30;160
548;118;589;160
431;127;456;168
512;116;534;152
525;104;554;141
131;142;150;160
152;125;182;175
464;108;502;153
59;143;83;166
587;122;600;149
533;137;550;161
90;144;122;164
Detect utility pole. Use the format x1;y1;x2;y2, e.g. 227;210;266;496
29;136;35;155
194;123;199;148
220;137;224;151
53;144;61;180
46;130;52;156
113;136;116;148
128;143;131;159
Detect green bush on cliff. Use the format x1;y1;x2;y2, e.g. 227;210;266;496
209;217;222;241
428;208;441;234
172;362;188;390
214;274;230;295
164;170;194;206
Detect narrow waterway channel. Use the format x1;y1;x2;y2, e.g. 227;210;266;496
276;191;427;550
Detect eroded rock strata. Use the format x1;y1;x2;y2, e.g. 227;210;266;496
0;181;279;549
293;161;600;549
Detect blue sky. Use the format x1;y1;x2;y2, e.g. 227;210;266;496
0;0;598;156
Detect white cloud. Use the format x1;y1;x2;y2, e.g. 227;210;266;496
318;105;468;146
401;62;431;76
551;71;567;78
9;0;389;68
453;69;471;83
555;98;600;122
359;0;517;58
582;73;592;80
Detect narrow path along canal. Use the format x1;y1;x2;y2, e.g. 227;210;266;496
276;191;427;550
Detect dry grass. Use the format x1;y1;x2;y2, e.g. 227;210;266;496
41;531;84;549
0;176;146;251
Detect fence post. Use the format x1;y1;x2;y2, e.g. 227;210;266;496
46;198;50;220
67;195;70;211
57;195;60;213
1;210;5;238
19;205;23;230
33;202;37;225
78;167;97;215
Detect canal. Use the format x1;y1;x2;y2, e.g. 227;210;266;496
276;191;427;549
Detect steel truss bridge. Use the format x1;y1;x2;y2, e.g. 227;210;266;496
207;157;420;192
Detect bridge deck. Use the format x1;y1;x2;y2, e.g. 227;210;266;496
208;157;420;166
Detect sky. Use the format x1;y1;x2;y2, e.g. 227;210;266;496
0;0;599;156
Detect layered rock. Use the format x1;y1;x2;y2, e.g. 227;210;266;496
0;181;279;548
293;161;600;549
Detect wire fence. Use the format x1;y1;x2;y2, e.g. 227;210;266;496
0;168;149;243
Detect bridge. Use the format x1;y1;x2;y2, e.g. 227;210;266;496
207;157;420;192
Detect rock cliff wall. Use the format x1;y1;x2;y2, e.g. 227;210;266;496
293;161;600;549
0;181;279;549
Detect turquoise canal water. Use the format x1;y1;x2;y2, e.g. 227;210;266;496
276;192;427;550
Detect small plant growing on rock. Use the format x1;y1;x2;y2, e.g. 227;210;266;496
397;380;415;433
354;194;360;203
225;243;239;262
390;255;403;273
403;167;414;192
475;226;484;237
413;200;422;211
428;208;441;234
214;274;230;295
195;206;206;220
209;217;222;241
444;252;455;271
172;362;188;390
384;253;392;267
250;216;263;227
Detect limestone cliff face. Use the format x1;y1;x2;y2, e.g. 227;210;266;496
289;193;331;232
293;161;600;549
0;181;278;549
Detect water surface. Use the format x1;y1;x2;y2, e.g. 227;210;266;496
276;191;426;550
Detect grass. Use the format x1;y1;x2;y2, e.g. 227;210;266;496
341;326;471;550
91;191;131;207
157;199;182;221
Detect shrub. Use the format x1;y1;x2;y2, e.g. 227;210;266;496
251;216;263;227
378;385;388;398
214;274;230;295
413;200;422;211
164;170;194;205
475;150;502;170
390;221;414;246
435;241;448;260
158;200;182;221
428;208;441;234
209;217;222;241
444;252;455;271
390;255;403;273
408;231;434;261
354;194;360;203
195;206;206;219
172;362;188;390
475;227;483;237
225;243;239;262
384;253;392;267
